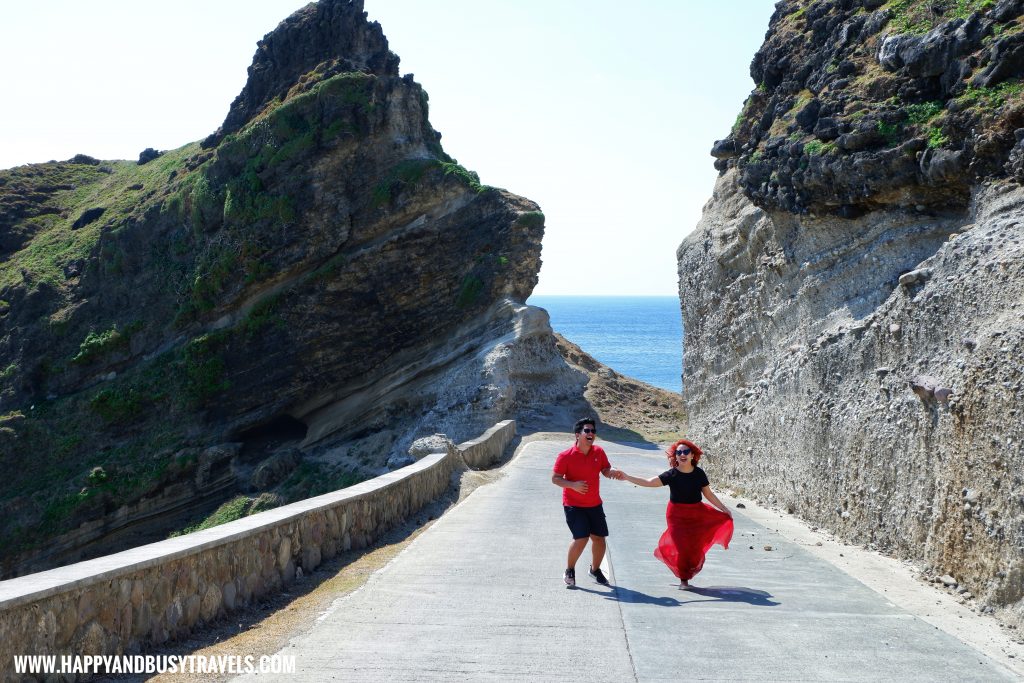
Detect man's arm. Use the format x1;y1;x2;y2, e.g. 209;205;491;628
552;472;587;493
601;466;624;480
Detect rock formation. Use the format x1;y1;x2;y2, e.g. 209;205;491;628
0;0;582;576
680;0;1024;627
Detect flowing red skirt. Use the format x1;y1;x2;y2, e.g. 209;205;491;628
653;501;734;581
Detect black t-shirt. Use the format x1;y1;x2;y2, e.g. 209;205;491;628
659;466;709;504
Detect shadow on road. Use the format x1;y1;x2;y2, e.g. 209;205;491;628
568;584;778;608
569;584;682;605
609;585;683;606
681;585;779;606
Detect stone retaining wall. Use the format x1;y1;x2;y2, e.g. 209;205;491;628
454;419;516;469
0;420;515;682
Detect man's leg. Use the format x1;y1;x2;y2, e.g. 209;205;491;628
567;537;589;568
589;534;606;569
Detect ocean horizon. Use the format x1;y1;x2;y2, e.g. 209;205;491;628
527;295;683;394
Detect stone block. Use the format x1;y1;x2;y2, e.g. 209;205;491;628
302;545;322;572
34;608;56;652
57;598;79;646
243;573;259;602
200;584;222;622
223;581;237;611
165;598;183;630
117;578;132;606
135;603;152;640
119;603;133;644
77;589;97;624
96;588;118;629
151;576;171;614
282;559;296;585
130;579;144;609
76;620;108;660
277;536;292;572
185;594;201;626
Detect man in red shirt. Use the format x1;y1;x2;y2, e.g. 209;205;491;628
551;417;623;587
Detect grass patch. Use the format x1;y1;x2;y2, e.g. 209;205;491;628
456;274;485;308
885;0;995;35
927;126;950;148
71;321;142;364
89;386;146;423
182;332;231;407
905;101;943;125
171;495;253;536
877;119;903;146
242;294;286;336
956;80;1024;109
804;140;838;156
514;211;545;230
371;158;439;207
440;161;486;193
189;244;239;312
0;397;186;553
0;145;198;293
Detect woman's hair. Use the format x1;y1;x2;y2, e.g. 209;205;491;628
667;439;703;465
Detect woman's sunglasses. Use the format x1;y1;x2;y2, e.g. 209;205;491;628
674;448;691;456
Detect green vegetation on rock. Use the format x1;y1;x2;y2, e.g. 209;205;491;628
72;321;142;364
804;140;838;156
886;0;996;35
956;80;1024;109
171;495;253;537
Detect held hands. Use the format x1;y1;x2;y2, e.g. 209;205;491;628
570;470;626;492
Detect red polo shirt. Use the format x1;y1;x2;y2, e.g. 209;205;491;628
553;443;610;507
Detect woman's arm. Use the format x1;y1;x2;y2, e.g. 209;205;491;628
621;473;663;487
702;486;732;516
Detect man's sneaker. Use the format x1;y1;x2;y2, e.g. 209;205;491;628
589;566;609;585
563;568;576;587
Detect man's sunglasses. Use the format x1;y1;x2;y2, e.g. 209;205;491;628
581;428;597;434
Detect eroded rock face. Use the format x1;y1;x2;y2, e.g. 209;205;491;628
207;0;400;145
719;0;1024;217
680;169;1024;625
684;0;1024;628
0;0;573;575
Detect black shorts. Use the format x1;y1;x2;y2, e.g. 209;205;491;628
564;504;609;539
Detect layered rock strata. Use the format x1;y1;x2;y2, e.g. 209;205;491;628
681;0;1024;627
0;0;578;576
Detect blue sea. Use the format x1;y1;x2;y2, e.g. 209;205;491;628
527;295;683;393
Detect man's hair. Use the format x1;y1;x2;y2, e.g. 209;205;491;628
573;417;596;434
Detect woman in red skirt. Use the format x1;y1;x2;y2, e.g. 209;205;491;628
618;439;733;588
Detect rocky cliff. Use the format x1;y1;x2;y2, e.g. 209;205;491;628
0;0;582;577
680;0;1024;627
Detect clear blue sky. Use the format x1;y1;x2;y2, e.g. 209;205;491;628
0;1;776;295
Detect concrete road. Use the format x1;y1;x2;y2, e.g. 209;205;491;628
235;440;1018;682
